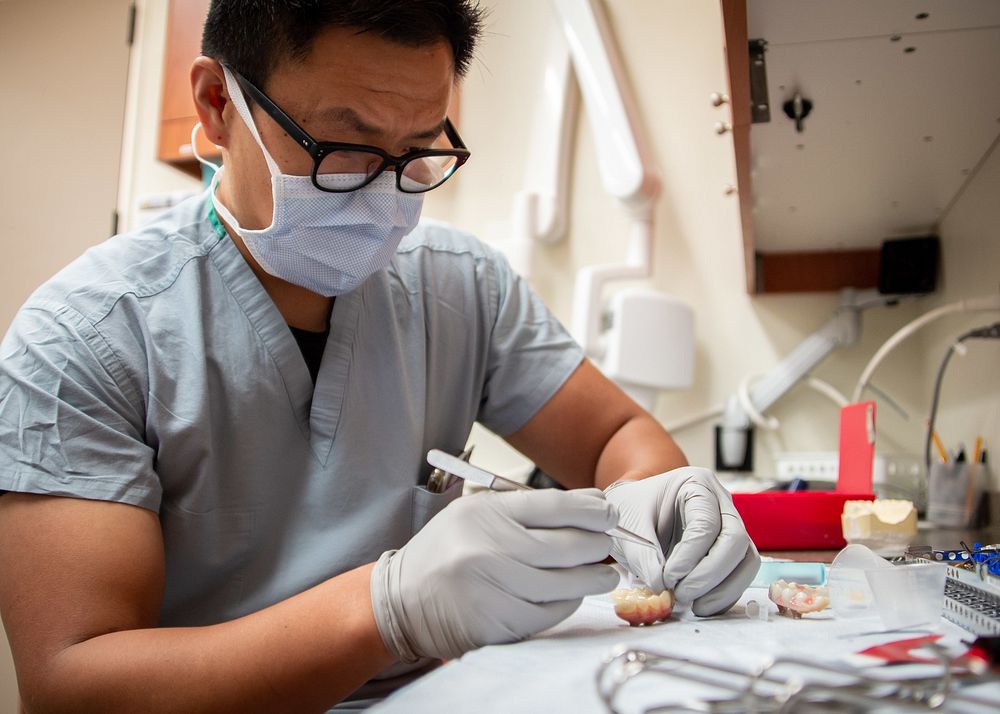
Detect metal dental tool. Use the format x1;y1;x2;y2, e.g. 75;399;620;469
426;449;664;560
426;446;473;493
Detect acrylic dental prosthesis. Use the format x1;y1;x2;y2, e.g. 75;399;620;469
768;579;830;618
611;587;675;626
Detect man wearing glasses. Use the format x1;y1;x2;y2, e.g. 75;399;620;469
0;1;757;711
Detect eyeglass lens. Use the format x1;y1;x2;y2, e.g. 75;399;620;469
315;151;459;193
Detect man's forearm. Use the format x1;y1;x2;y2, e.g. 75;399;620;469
594;413;688;489
33;563;395;714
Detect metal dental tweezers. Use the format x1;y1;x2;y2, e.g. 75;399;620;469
426;449;664;560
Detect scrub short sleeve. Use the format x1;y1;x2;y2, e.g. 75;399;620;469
476;250;584;436
0;302;159;510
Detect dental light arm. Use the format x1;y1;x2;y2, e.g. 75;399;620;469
553;0;659;209
549;0;663;358
513;25;578;256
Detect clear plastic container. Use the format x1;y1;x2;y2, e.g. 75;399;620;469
865;561;947;630
827;543;946;630
828;544;889;619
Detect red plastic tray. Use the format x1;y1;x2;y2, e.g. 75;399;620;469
732;491;875;550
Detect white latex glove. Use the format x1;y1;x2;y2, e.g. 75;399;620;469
604;466;760;616
370;488;620;663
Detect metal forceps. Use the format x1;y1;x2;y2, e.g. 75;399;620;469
426;449;664;560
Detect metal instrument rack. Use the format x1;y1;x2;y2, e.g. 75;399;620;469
904;545;1000;636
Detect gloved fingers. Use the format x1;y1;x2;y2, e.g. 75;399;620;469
672;513;754;603
604;481;660;545
497;488;618;532
505;598;585;639
659;483;722;589
515;526;613;568
690;540;761;616
494;560;620;603
612;540;669;592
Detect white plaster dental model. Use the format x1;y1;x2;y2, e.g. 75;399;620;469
610;587;674;626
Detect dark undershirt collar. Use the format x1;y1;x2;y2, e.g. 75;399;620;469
288;325;329;383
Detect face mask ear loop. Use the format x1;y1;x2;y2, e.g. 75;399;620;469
221;66;281;177
190;122;226;201
191;122;219;175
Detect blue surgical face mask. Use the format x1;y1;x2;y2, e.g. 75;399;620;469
193;66;424;297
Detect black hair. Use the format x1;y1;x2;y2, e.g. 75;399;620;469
201;0;485;87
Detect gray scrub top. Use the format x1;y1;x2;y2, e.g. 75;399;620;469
0;193;584;705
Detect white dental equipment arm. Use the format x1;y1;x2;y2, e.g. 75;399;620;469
717;290;896;471
512;23;578;261
548;0;663;358
553;0;659;209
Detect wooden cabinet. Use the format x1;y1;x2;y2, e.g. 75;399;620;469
158;0;218;177
722;0;880;294
721;0;1000;294
720;0;757;293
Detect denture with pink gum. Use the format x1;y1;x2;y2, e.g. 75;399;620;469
611;587;675;626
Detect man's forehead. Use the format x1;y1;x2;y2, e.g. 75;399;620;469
315;106;448;142
267;32;452;101
274;26;456;84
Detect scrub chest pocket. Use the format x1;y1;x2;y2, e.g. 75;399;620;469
410;479;464;535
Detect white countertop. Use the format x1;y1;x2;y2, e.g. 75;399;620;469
370;584;998;713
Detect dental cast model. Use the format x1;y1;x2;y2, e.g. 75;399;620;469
611;587;674;626
768;579;830;618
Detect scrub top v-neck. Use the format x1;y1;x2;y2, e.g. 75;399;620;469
207;202;355;465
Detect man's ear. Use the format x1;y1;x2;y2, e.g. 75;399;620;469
191;57;231;148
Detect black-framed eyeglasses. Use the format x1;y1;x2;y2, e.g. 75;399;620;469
225;65;471;194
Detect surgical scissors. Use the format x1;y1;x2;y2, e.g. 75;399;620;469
426;449;664;560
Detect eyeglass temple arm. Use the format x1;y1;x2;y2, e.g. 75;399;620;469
228;68;317;153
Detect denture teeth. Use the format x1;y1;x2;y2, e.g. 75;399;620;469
616;599;637;615
768;579;830;617
611;587;675;626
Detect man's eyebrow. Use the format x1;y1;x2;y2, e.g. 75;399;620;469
408;120;448;143
318;107;446;143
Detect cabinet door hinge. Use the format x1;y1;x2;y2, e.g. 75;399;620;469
126;3;137;46
749;38;770;124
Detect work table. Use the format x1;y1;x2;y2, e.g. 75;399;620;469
370;524;1000;712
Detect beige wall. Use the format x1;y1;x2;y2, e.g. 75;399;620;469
0;0;132;329
926;140;1000;474
431;0;956;476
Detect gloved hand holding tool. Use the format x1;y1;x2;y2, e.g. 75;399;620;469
371;487;620;663
604;466;760;616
